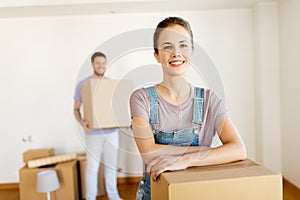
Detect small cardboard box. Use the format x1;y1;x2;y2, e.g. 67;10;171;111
151;159;282;200
82;79;133;129
23;148;54;162
78;157;105;198
19;160;79;200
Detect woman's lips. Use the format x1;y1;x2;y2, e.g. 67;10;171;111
169;60;185;67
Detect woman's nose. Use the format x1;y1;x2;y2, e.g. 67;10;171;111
171;49;182;57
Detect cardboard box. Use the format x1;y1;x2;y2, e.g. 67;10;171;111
78;157;105;199
23;148;54;162
82;79;133;129
19;160;79;200
151;159;282;200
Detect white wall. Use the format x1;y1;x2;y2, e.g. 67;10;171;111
253;2;281;173
0;10;255;182
279;0;300;188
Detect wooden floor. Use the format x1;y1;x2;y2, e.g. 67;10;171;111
96;183;138;200
0;182;299;200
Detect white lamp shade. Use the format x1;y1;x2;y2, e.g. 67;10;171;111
36;170;60;193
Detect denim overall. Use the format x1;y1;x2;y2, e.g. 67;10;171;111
136;86;204;200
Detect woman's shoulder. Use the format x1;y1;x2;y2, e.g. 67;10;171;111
191;86;223;102
191;85;211;96
131;87;147;97
132;85;158;96
130;85;157;102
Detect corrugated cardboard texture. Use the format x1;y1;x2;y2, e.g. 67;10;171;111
79;158;105;198
54;161;79;200
23;148;54;162
19;160;79;200
27;153;77;168
82;79;133;129
151;159;282;200
82;80;93;128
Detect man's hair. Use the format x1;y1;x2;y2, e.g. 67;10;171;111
91;52;106;63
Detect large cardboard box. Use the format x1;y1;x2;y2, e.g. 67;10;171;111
151;159;282;200
19;160;79;200
23;148;54;162
82;79;133;129
78;157;105;199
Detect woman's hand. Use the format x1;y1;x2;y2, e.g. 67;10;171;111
148;154;190;181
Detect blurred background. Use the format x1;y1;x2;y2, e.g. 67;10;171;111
0;0;299;189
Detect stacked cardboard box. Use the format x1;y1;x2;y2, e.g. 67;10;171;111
20;149;80;200
151;159;282;200
20;149;106;200
23;148;54;162
19;160;79;200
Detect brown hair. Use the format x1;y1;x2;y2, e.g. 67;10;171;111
91;52;106;63
153;17;194;54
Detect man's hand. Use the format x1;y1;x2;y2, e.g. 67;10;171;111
81;120;92;133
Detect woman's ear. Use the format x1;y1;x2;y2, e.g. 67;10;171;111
154;51;160;63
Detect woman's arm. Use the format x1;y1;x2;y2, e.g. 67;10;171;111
132;116;205;164
149;118;247;181
186;118;247;166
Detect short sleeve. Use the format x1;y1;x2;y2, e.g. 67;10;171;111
73;82;82;102
210;91;230;130
73;76;92;102
129;88;150;122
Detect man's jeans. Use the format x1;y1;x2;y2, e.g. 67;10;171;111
85;130;121;200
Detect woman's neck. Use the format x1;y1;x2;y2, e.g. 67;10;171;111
158;76;191;105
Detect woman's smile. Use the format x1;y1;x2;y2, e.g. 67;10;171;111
168;59;185;67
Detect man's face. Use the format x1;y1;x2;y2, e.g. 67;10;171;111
92;56;106;76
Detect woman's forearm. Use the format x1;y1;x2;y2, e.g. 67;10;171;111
140;143;208;164
185;142;247;167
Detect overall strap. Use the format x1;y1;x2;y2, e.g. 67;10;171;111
193;87;204;126
146;86;159;125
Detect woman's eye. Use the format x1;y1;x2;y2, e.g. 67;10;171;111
163;46;172;51
180;44;188;48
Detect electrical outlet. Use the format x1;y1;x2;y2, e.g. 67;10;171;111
22;135;33;143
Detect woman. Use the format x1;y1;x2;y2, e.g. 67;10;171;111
130;16;247;200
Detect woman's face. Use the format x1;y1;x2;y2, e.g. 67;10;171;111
154;24;193;77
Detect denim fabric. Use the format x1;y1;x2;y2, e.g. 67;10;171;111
193;87;204;126
146;87;159;125
136;86;204;200
154;128;199;146
136;173;151;200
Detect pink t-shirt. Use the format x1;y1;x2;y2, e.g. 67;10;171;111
129;85;229;147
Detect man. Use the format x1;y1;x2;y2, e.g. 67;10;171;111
74;52;122;200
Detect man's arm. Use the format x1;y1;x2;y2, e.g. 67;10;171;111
73;100;92;132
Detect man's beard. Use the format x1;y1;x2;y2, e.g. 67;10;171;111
94;70;105;77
